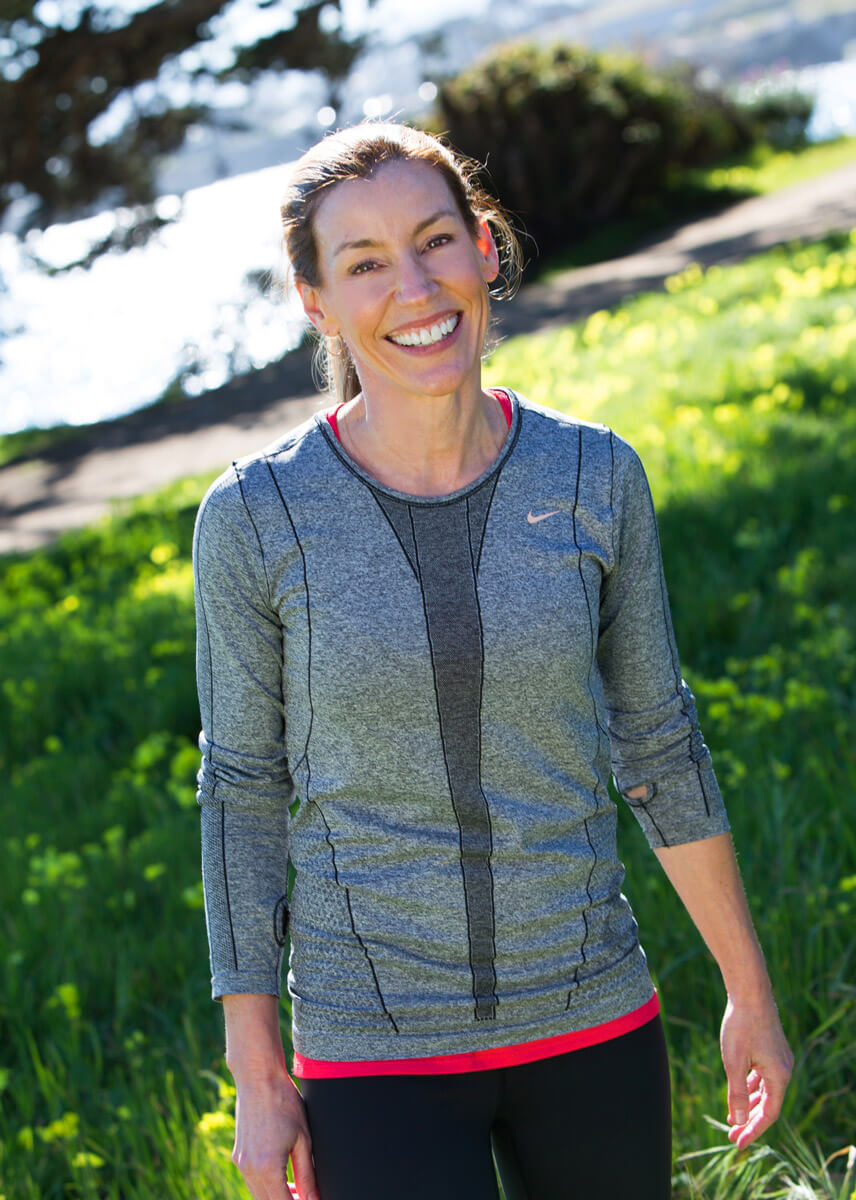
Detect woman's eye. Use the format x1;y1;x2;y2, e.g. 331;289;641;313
349;260;378;276
426;234;452;250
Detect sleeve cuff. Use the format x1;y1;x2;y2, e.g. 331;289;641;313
618;758;730;849
211;968;283;1003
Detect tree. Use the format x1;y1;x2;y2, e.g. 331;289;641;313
0;0;367;235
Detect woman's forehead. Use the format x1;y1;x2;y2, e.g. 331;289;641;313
313;160;460;245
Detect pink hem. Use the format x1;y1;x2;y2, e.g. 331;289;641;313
292;992;659;1078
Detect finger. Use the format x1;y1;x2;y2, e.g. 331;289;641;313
291;1131;320;1200
254;1160;296;1200
747;1084;764;1107
235;1147;294;1200
726;1069;751;1128
727;1086;769;1144
732;1106;773;1149
725;1085;762;1126
731;1075;787;1148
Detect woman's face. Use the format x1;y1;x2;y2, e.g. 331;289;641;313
298;158;500;403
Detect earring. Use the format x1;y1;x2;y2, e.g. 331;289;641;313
326;333;345;358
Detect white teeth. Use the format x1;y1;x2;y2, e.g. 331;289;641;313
390;313;459;347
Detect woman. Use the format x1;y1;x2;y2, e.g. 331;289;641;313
192;122;792;1200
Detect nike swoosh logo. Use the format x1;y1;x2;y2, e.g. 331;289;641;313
527;509;561;524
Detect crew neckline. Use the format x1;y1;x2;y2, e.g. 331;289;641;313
314;388;521;506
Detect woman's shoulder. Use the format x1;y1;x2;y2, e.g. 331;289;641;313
194;410;329;544
234;408;329;481
511;390;642;470
197;411;328;511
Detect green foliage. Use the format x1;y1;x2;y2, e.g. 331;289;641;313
675;1126;856;1199
0;475;229;1195
435;40;811;259
0;422;88;468
737;85;816;151
3;231;856;1195
0;1;365;234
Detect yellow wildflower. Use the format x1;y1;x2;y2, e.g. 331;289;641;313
197;1110;236;1136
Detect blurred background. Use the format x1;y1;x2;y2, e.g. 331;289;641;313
2;4;855;1199
2;0;856;436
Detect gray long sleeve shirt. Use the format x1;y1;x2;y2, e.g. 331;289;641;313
192;390;730;1062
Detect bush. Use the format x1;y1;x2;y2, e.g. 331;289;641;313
434;42;811;258
734;86;815;150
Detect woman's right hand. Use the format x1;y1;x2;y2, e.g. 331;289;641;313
232;1071;319;1200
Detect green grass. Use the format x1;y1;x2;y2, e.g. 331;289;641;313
693;132;856;196
486;229;856;1191
0;422;93;469
2;229;856;1197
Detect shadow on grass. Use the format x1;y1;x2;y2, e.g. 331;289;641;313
529;182;755;279
657;412;856;681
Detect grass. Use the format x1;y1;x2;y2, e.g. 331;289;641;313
2;227;856;1197
0;422;94;469
485;229;856;1189
693;132;856;196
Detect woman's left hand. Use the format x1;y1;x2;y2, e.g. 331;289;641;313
719;991;794;1148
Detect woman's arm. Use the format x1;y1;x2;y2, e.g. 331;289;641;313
223;994;319;1200
194;471;295;1001
194;476;316;1197
633;816;794;1148
596;438;792;1144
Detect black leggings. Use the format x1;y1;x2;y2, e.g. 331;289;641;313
301;1014;672;1200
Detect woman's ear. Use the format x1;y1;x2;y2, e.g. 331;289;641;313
296;280;338;338
475;219;500;285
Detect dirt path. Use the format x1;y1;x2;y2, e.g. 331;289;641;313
3;157;856;555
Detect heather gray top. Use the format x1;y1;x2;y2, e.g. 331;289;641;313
192;390;729;1062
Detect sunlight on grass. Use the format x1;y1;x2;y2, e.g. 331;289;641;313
691;135;856;196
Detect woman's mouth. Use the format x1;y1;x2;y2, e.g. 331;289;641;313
386;312;461;349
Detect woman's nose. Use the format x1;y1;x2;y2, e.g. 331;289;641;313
394;253;439;304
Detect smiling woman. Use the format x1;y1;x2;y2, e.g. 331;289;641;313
280;122;521;408
191;122;792;1200
292;155;506;494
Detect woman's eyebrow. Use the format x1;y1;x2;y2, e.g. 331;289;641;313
332;208;458;258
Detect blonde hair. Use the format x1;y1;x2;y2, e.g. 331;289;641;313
280;121;523;404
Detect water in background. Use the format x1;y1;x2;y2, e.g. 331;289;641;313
1;0;855;436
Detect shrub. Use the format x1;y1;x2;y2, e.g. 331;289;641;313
734;86;815;150
434;42;810;257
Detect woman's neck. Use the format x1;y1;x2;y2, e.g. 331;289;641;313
335;385;510;497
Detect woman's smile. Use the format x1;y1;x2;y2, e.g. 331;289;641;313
385;311;462;350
